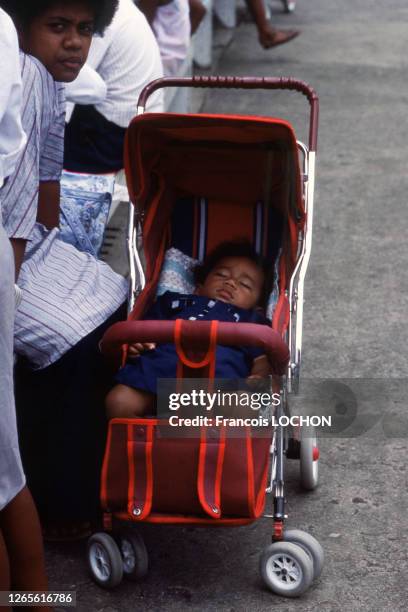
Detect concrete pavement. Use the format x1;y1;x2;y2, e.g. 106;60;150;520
46;1;408;610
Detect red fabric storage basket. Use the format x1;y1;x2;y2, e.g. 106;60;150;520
101;418;271;522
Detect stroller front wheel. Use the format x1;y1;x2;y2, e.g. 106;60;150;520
260;541;314;597
87;532;123;588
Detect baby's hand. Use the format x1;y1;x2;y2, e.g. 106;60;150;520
128;342;156;357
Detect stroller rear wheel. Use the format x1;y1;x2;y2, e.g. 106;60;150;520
299;425;319;490
260;541;314;597
118;529;149;581
283;529;324;579
87;532;123;588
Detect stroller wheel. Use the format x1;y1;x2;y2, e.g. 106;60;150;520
118;529;149;581
283;529;324;579
260;541;313;597
299;425;319;490
87;532;123;589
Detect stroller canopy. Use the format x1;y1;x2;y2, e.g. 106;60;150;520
124;113;305;324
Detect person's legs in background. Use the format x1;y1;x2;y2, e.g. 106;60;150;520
189;0;206;34
244;0;299;49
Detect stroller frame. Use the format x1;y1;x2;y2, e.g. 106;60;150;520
90;77;322;597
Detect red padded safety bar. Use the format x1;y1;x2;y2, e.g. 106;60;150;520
101;320;290;375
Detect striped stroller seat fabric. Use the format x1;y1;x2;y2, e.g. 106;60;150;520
169;196;284;264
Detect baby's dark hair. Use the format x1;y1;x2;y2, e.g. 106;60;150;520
0;0;118;35
194;240;269;308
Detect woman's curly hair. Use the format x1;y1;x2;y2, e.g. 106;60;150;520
0;0;119;35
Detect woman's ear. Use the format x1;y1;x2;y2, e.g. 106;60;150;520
194;284;203;295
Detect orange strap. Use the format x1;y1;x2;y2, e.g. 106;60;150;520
127;423;154;520
174;319;219;369
197;425;226;519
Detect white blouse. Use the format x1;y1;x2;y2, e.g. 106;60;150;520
0;9;26;189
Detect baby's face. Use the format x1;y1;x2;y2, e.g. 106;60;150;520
196;256;264;310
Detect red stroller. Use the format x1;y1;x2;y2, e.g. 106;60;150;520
87;76;322;598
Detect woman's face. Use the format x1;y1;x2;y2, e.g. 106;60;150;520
20;2;95;82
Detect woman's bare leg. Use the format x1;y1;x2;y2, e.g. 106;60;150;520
0;529;10;611
0;487;49;611
0;528;10;593
106;384;155;419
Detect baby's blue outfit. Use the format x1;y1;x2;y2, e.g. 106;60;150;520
115;291;268;393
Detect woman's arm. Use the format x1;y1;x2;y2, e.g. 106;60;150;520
138;0;175;25
36;181;61;230
138;0;162;24
10;238;26;281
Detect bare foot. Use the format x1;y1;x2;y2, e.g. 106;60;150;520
259;26;300;49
